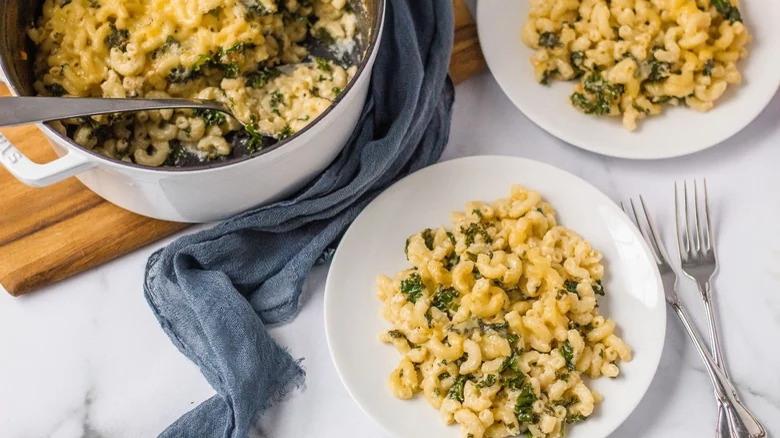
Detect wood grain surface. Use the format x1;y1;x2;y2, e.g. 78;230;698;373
0;0;486;296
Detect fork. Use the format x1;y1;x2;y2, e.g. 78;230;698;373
623;196;765;438
674;181;766;438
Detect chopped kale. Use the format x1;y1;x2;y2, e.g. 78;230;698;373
152;36;179;59
443;252;460;271
564;280;579;294
540;68;559;85
244;0;274;18
593;279;605;296
499;351;521;373
278;124;293;140
193;108;227;126
651;95;672;105
314;56;333;73
538;32;560;48
647;60;671;82
166;66;192;83
388;330;405;339
480;320;509;333
400;272;425;304
703;59;715;76
421;228;435;250
164;140;187;166
432;286;459;313
515;383;539;424
561;340;576;371
314;27;335;45
446;375;468;402
219;62;240;79
632;102;650;114
584;72;624;100
332;87;343;97
553;397;578;408
711;0;742;22
438;372;451;381
570;51;587;77
44;83;67;97
446;231;456;245
502;373;526;391
270;90;284;116
460;222;492;246
190;54;213;72
476;374;497;388
105;24;130;51
454;352;468;368
245;114;266;153
566;412;587;423
570;73;624;115
218;42;250;57
246;67;282;88
89;124;113;145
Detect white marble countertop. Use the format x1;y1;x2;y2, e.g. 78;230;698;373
2;58;780;438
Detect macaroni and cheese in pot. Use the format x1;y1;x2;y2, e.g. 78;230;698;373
28;0;360;167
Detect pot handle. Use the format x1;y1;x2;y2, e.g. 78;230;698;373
0;132;95;187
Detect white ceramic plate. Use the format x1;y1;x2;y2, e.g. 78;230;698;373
325;156;667;438
477;0;780;159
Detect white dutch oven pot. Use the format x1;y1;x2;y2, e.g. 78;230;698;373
0;0;385;223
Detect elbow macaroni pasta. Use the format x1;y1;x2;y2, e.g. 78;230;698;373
377;185;632;438
29;0;358;166
521;0;750;131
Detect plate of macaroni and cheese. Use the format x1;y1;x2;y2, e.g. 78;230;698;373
324;156;666;438
477;0;780;159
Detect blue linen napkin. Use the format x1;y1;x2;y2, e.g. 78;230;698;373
142;0;455;436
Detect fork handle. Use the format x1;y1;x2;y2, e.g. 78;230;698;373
672;303;766;438
698;281;765;438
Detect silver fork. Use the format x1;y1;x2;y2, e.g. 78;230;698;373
675;181;765;438
622;196;764;438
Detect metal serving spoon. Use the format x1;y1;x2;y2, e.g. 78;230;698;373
0;96;248;128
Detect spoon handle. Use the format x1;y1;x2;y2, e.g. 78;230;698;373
0;97;228;127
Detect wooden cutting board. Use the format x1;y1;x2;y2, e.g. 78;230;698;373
0;0;486;296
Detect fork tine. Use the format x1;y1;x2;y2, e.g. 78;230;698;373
694;180;705;255
638;195;672;265
628;198;663;265
674;182;688;260
703;179;714;252
685;180;700;254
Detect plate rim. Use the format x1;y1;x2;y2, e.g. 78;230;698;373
476;0;780;160
324;155;668;438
